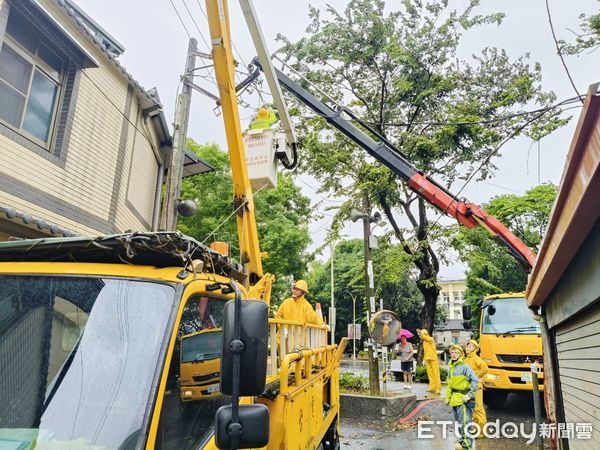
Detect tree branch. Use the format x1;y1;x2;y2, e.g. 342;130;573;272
545;0;583;102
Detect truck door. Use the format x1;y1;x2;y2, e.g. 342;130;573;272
154;285;232;450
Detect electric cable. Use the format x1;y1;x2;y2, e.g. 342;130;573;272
168;0;191;38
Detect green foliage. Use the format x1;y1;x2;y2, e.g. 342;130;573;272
415;365;448;382
178;139;313;302
559;8;600;55
278;0;565;333
453;183;558;331
340;372;369;390
307;237;426;341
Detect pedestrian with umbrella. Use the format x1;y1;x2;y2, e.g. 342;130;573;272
397;329;415;389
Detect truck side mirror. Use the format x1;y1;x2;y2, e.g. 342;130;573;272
220;299;268;396
215;404;269;449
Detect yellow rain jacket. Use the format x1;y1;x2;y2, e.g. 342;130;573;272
419;329;441;393
275;295;322;325
465;349;489;431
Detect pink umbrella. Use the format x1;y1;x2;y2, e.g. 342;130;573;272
398;329;414;339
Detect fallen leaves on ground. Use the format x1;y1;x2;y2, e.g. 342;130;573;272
390;414;432;431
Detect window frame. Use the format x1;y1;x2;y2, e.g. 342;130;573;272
0;26;65;149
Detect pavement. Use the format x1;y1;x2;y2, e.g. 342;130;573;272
339;358;546;449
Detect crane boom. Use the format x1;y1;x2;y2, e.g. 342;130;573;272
205;0;263;284
251;59;537;270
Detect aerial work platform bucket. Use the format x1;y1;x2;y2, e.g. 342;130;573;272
243;128;285;191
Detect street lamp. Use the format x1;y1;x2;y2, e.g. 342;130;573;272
344;289;357;360
330;238;345;345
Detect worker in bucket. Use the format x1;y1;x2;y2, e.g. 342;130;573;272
276;280;323;325
416;328;441;395
249;106;277;130
275;280;325;351
464;339;488;437
445;344;479;450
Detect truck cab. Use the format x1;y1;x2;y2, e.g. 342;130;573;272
0;232;343;450
179;328;223;402
478;293;544;408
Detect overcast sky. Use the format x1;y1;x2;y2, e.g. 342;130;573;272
76;0;598;278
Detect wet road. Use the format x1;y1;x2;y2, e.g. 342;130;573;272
339;362;546;450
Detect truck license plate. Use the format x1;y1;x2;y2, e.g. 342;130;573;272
521;373;532;382
207;384;220;393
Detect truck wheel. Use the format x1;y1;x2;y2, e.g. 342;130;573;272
483;390;508;408
318;418;340;450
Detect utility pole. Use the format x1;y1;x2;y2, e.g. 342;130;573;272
161;38;198;230
362;190;380;395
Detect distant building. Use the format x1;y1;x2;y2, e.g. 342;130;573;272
434;319;471;348
0;0;211;240
526;83;600;450
438;279;466;320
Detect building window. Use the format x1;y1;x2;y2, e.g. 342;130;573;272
0;9;64;147
452;336;458;344
443;292;450;308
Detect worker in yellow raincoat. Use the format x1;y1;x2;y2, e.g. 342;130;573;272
417;328;441;395
275;280;322;324
445;344;478;450
464;339;488;436
249;106;277;130
275;280;324;351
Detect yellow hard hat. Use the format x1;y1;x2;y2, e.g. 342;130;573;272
449;344;465;356
293;279;308;293
257;107;270;119
467;339;480;350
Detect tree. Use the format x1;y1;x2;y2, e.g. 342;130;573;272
278;0;566;336
559;6;600;55
178;139;313;302
453;183;558;331
307;237;439;348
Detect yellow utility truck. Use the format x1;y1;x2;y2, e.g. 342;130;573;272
477;293;543;408
0;1;345;449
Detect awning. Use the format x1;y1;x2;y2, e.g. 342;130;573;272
183;150;215;178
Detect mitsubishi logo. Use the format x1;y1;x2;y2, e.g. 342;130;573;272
524;357;531;364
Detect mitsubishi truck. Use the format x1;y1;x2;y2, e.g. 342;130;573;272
478;293;543;408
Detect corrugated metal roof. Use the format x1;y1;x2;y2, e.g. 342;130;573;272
526;83;600;306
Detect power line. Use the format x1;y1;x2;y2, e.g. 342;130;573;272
79;69;156;150
423;105;557;244
295;175;345;204
194;0;248;77
168;0;191;38
363;96;584;128
545;0;584;103
181;0;211;51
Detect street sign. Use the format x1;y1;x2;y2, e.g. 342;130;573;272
347;324;361;339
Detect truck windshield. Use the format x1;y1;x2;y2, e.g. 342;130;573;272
181;330;223;363
481;297;541;334
0;275;175;450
